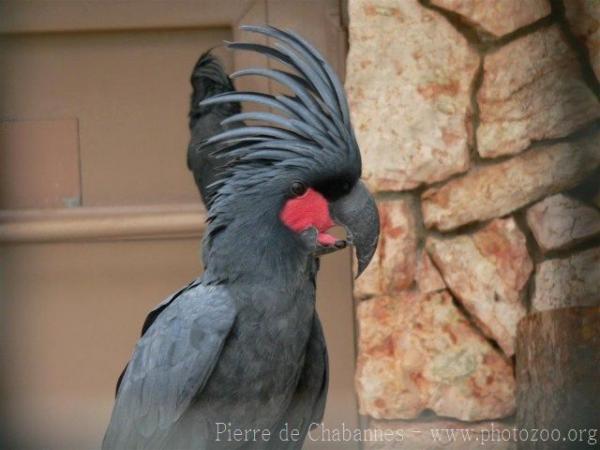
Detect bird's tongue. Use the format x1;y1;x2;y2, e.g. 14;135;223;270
317;232;338;246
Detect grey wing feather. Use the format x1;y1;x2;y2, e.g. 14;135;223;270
114;280;199;397
103;284;236;450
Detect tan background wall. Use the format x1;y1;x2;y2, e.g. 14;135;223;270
0;1;359;449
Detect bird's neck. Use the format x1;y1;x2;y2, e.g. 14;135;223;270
202;212;313;289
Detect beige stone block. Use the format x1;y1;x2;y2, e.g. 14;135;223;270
477;26;600;158
354;199;418;299
526;193;600;253
355;292;515;421
346;0;477;191
431;0;549;37
532;246;600;311
421;135;600;231
415;250;445;294
427;218;532;356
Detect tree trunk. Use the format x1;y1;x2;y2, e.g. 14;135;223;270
516;306;600;450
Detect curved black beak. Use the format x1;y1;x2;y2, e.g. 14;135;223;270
329;181;380;277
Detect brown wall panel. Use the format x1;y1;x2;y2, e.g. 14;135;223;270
0;0;254;34
0;27;233;206
0;119;81;209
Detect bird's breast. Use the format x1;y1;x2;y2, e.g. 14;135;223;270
198;280;317;428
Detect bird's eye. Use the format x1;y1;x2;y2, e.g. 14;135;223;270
290;181;308;197
342;181;352;193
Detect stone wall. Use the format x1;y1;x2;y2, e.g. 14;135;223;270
346;0;599;448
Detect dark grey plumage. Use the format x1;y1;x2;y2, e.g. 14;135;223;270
104;24;378;450
187;51;241;208
200;25;361;186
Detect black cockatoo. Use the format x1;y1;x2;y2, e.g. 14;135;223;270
103;25;379;450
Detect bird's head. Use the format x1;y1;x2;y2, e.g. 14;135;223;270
200;25;379;277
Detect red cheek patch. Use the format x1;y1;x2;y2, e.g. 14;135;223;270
280;188;335;243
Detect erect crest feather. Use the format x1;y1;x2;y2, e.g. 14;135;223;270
199;25;361;195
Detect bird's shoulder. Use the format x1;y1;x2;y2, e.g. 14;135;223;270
151;282;236;328
103;281;237;449
140;280;236;333
129;282;238;379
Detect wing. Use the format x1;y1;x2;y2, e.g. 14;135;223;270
103;284;236;450
115;279;201;396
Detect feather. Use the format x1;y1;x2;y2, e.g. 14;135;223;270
203;24;362;218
